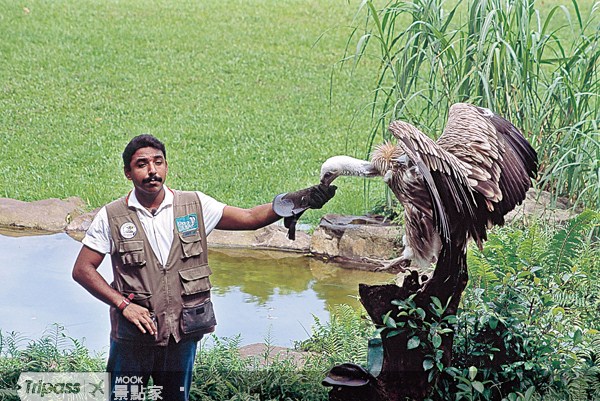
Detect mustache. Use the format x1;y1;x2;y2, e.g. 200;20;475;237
142;175;163;184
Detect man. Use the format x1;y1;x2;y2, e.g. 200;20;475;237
72;134;335;401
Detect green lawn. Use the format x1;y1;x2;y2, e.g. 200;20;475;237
0;0;384;224
1;0;596;224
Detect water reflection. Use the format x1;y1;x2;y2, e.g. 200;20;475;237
0;231;393;353
210;248;386;309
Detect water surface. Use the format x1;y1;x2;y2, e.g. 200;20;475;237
0;231;392;353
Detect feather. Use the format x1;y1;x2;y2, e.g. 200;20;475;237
319;102;537;274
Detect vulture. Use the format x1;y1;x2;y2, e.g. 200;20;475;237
320;103;538;275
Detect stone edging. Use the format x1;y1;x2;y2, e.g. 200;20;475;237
0;189;576;269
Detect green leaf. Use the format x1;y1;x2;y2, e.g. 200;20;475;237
443;315;457;324
530;265;543;274
423;359;434;371
430;296;443;314
373;327;385;337
386;330;401;339
383;311;396;328
468;366;478;381
472;381;484;394
573;329;583;344
428;369;436;383
525;385;535;399
432;333;442;349
407;336;420;350
435;349;444;361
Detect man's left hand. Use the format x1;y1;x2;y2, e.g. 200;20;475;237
272;183;337;218
272;183;337;240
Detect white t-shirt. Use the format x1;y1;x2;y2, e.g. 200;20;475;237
82;187;226;265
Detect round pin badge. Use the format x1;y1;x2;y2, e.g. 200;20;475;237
120;222;137;239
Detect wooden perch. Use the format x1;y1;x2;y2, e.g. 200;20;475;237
323;253;469;401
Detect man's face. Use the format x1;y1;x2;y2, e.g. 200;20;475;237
125;146;168;197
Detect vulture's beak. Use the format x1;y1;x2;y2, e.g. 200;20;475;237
320;173;338;187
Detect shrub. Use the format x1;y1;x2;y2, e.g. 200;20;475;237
430;211;600;400
192;336;329;401
0;324;105;401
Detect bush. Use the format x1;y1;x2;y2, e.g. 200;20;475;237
190;305;371;401
0;324;105;401
192;336;328;401
431;211;600;400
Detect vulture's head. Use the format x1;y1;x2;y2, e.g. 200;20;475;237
320;155;380;186
371;141;405;177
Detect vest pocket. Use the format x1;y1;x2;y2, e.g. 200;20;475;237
178;232;203;259
118;240;146;267
179;264;216;333
181;299;217;334
178;264;212;296
116;311;157;341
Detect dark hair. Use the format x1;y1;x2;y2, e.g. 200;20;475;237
122;134;167;170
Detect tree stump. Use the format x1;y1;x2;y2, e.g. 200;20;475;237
323;251;468;401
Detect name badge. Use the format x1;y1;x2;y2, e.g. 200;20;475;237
176;213;199;236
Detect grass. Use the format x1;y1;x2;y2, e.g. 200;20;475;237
1;0;597;225
0;0;383;225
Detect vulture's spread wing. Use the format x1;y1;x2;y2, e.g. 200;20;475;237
388;120;476;245
437;103;538;223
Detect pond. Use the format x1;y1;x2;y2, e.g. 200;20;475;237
0;231;393;354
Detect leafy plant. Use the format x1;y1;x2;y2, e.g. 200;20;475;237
296;304;371;367
192;335;329;401
430;210;600;400
0;325;105;401
379;294;457;383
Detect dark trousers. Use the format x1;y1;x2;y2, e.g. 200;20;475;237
107;337;198;401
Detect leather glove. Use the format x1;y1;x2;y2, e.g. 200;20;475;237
272;183;337;240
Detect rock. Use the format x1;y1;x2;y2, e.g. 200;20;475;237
0;188;581;265
63;207;310;252
238;343;309;367
0;197;86;233
66;208;101;241
208;224;310;252
505;188;575;225
310;190;575;269
310;214;403;267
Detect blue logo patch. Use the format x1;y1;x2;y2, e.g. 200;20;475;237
176;213;198;234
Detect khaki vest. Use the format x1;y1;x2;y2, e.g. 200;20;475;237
106;190;216;346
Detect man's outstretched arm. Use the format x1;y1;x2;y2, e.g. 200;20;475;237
215;183;337;234
216;203;279;231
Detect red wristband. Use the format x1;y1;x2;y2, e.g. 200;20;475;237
118;293;135;311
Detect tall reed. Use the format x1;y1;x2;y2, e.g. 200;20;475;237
346;0;599;209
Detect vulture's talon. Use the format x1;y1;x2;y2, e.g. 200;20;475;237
374;257;410;274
